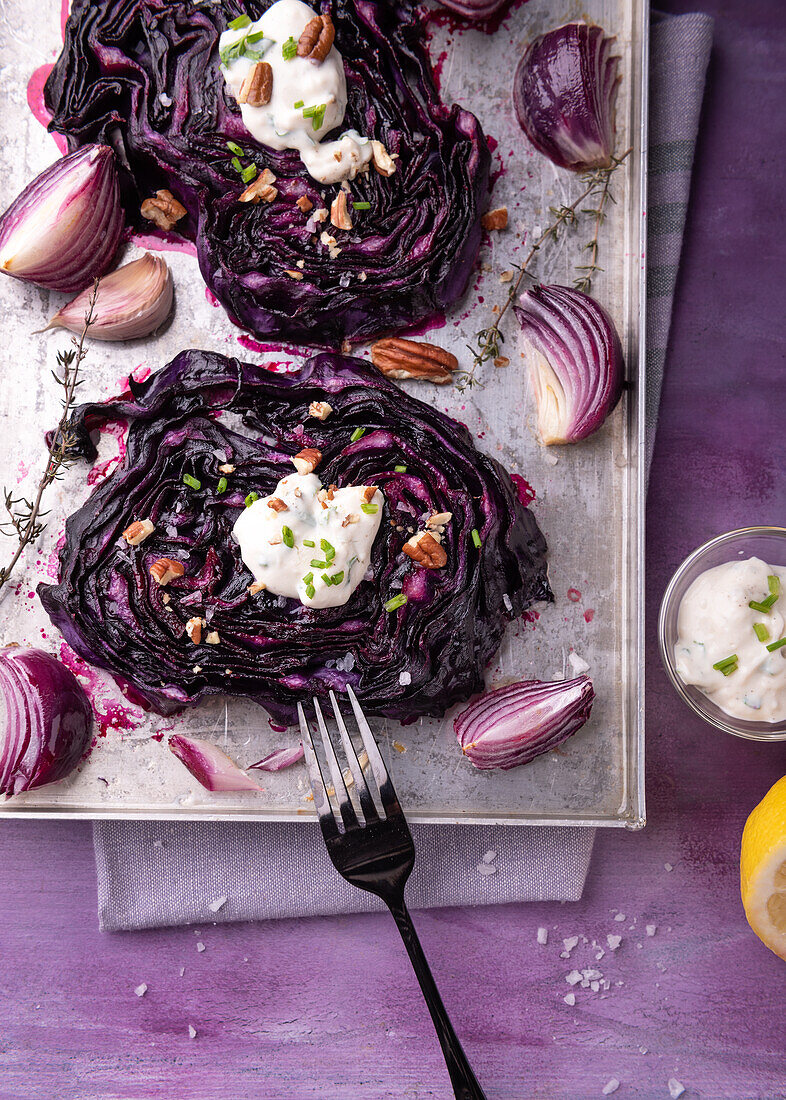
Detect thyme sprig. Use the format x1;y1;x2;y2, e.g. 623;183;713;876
457;148;632;392
0;279;99;595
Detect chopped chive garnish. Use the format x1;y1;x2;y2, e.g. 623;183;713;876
320;539;335;554
350;427;366;442
471;528;482;549
361;502;378;514
228;14;251;30
712;654;738;671
282;525;295;548
394;465;407;473
216;476;228;494
231;155;243;172
282;35;298;59
718;662;738;676
321;573;332;586
301;105;316;117
226;140;244;156
240;164;258;183
331;571;344;585
768;575;781;597
302;572;314;585
766;637;786;652
352;201;371;210
183;474;201;490
294;99;304;109
303;539;316;548
246;29;268;43
749;595;778;613
305;584;315;599
310;559;328;569
753;622;770;643
384;593;408;613
312;104;326;130
245;491;259;507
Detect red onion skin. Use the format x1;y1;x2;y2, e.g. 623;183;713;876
514;284;624;445
0;144;123;291
249;743;305;772
438;0;509;18
0;647;92;796
454;675;594;770
513;24;620;172
169;734;263;792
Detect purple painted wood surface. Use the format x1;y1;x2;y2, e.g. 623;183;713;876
1;1;785;1097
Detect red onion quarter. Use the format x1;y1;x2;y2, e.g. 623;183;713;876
169;734;263;792
0;647;92;797
513;23;621;172
455;674;594;770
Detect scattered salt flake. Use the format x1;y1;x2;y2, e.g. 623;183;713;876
482;850;497;864
563;936;579;952
560;951;570;959
636;943;643;949
188;1025;197;1039
134;983;148;997
537;927;548;945
542;449;559;466
614;912;626;922
477;863;496;876
153;839;165;849
568;651;590;675
668;1079;685;1099
563;992;576;1006
179;967;185;977
196;942;206;953
158;92;172;106
590;981;600;993
398;670;411;686
565;970;582;986
607;934;622;950
208;896;227;913
595;950;605;961
646;924;657;937
502;593;513;612
580;979;590;988
664;862;673;872
583;969;602;981
602;1079;620;1096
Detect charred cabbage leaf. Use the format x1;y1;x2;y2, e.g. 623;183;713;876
39;352;551;724
44;0;490;345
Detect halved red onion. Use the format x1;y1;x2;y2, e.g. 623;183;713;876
249;743;305;772
0;144;123;291
513;24;621;172
514;284;624;445
438;0;509;17
0;647;92;796
455;675;594;770
44;253;174;341
169;734;263;792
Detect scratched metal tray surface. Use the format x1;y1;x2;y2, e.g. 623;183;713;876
0;0;647;826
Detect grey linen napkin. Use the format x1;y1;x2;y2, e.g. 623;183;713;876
94;13;713;932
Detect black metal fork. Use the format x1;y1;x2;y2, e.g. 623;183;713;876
298;686;487;1100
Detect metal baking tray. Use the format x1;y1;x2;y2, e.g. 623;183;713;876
0;0;647;827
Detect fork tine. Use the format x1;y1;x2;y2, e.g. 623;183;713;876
313;697;357;832
329;690;380;824
345;685;403;819
298;702;339;841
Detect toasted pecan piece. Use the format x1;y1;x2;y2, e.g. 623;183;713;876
370;338;458;384
185;617;204;644
330;190;353;231
149;557;185;586
292;447;322;475
296;195;314;213
239;168;277;204
481;207;508;231
297;13;335;62
141;190;187;231
237;61;273;107
267;497;288;512
371;140;396;177
403;531;447;569
123;519;156;546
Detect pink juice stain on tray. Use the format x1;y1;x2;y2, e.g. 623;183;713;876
58;641;142;740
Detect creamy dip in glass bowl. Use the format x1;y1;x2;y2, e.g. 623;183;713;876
658;527;786;741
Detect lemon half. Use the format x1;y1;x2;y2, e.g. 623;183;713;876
741;774;786;961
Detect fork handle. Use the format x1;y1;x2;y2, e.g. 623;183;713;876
386;898;487;1100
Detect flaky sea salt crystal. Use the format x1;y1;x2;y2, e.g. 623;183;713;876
502;594;513;612
563;936;579;952
477;863;496;876
614;913;626;922
563;993;576;1006
601;1079;620;1095
646;924;657;937
560;951;570;959
668;1080;685;1099
209;897;227;913
188;1025;197;1039
134;983;148;997
568;651;590;675
595;950;605;960
590;981;600;993
398;671;412;686
607;935;622;950
482;850;497;864
537;927;548;945
196;942;206;953
664;862;673;871
583;969;602;981
565;970;582;986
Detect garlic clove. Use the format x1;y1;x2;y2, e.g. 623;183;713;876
0;144;123;292
44;253;174;341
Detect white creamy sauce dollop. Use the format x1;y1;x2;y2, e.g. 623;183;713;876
232;473;383;609
219;0;373;184
674;556;786;722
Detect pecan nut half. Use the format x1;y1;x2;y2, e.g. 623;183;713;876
292;447;322;475
123;518;156;545
141;190;187;231
267;497;288;512
330;190;352;231
297;13;335;62
481;207;508;231
370;338;458;384
238;61;273;107
239;168;277;204
149;557;186;586
403;531;447;569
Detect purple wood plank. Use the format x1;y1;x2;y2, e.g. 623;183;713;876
1;1;785;1097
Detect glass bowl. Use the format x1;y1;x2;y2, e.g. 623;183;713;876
658;526;786;742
